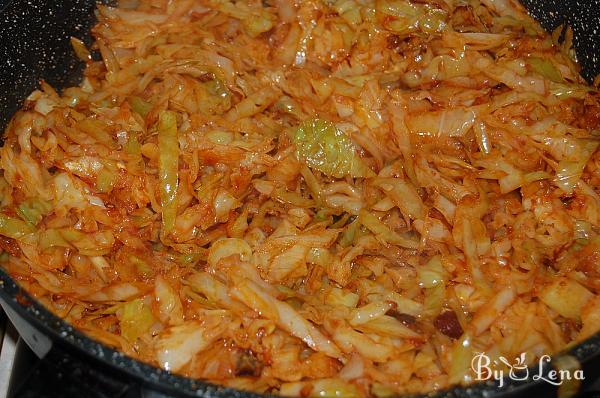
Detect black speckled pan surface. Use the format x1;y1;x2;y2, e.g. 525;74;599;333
0;0;599;397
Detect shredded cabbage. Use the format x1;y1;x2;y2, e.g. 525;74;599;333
294;119;375;179
0;0;598;395
157;110;179;235
0;214;34;239
118;297;156;343
554;139;599;193
540;278;594;320
17;198;52;226
358;209;419;249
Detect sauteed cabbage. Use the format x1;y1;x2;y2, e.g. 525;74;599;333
1;0;600;396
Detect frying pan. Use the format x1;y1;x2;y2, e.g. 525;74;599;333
0;1;599;397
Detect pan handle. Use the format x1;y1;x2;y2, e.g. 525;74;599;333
1;300;52;359
7;338;141;398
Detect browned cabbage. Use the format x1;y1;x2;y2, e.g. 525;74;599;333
0;0;599;396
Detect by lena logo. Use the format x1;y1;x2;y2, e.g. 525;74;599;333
471;352;585;388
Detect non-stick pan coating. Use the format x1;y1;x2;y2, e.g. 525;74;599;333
0;1;599;397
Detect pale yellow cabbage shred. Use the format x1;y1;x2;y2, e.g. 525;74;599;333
0;0;599;396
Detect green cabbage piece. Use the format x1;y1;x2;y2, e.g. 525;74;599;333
0;213;35;239
358;209;418;249
38;229;70;251
17;198;52;226
129;254;154;278
178;251;207;266
418;255;446;288
39;228;115;256
77;118;117;149
96;161;119;193
527;57;563;83
157;111;180;235
119;297;156;343
199;76;231;115
294;119;375;178
242;13;274;38
339;218;365;247
423;282;445;318
129;96;153;118
555;139;599;193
